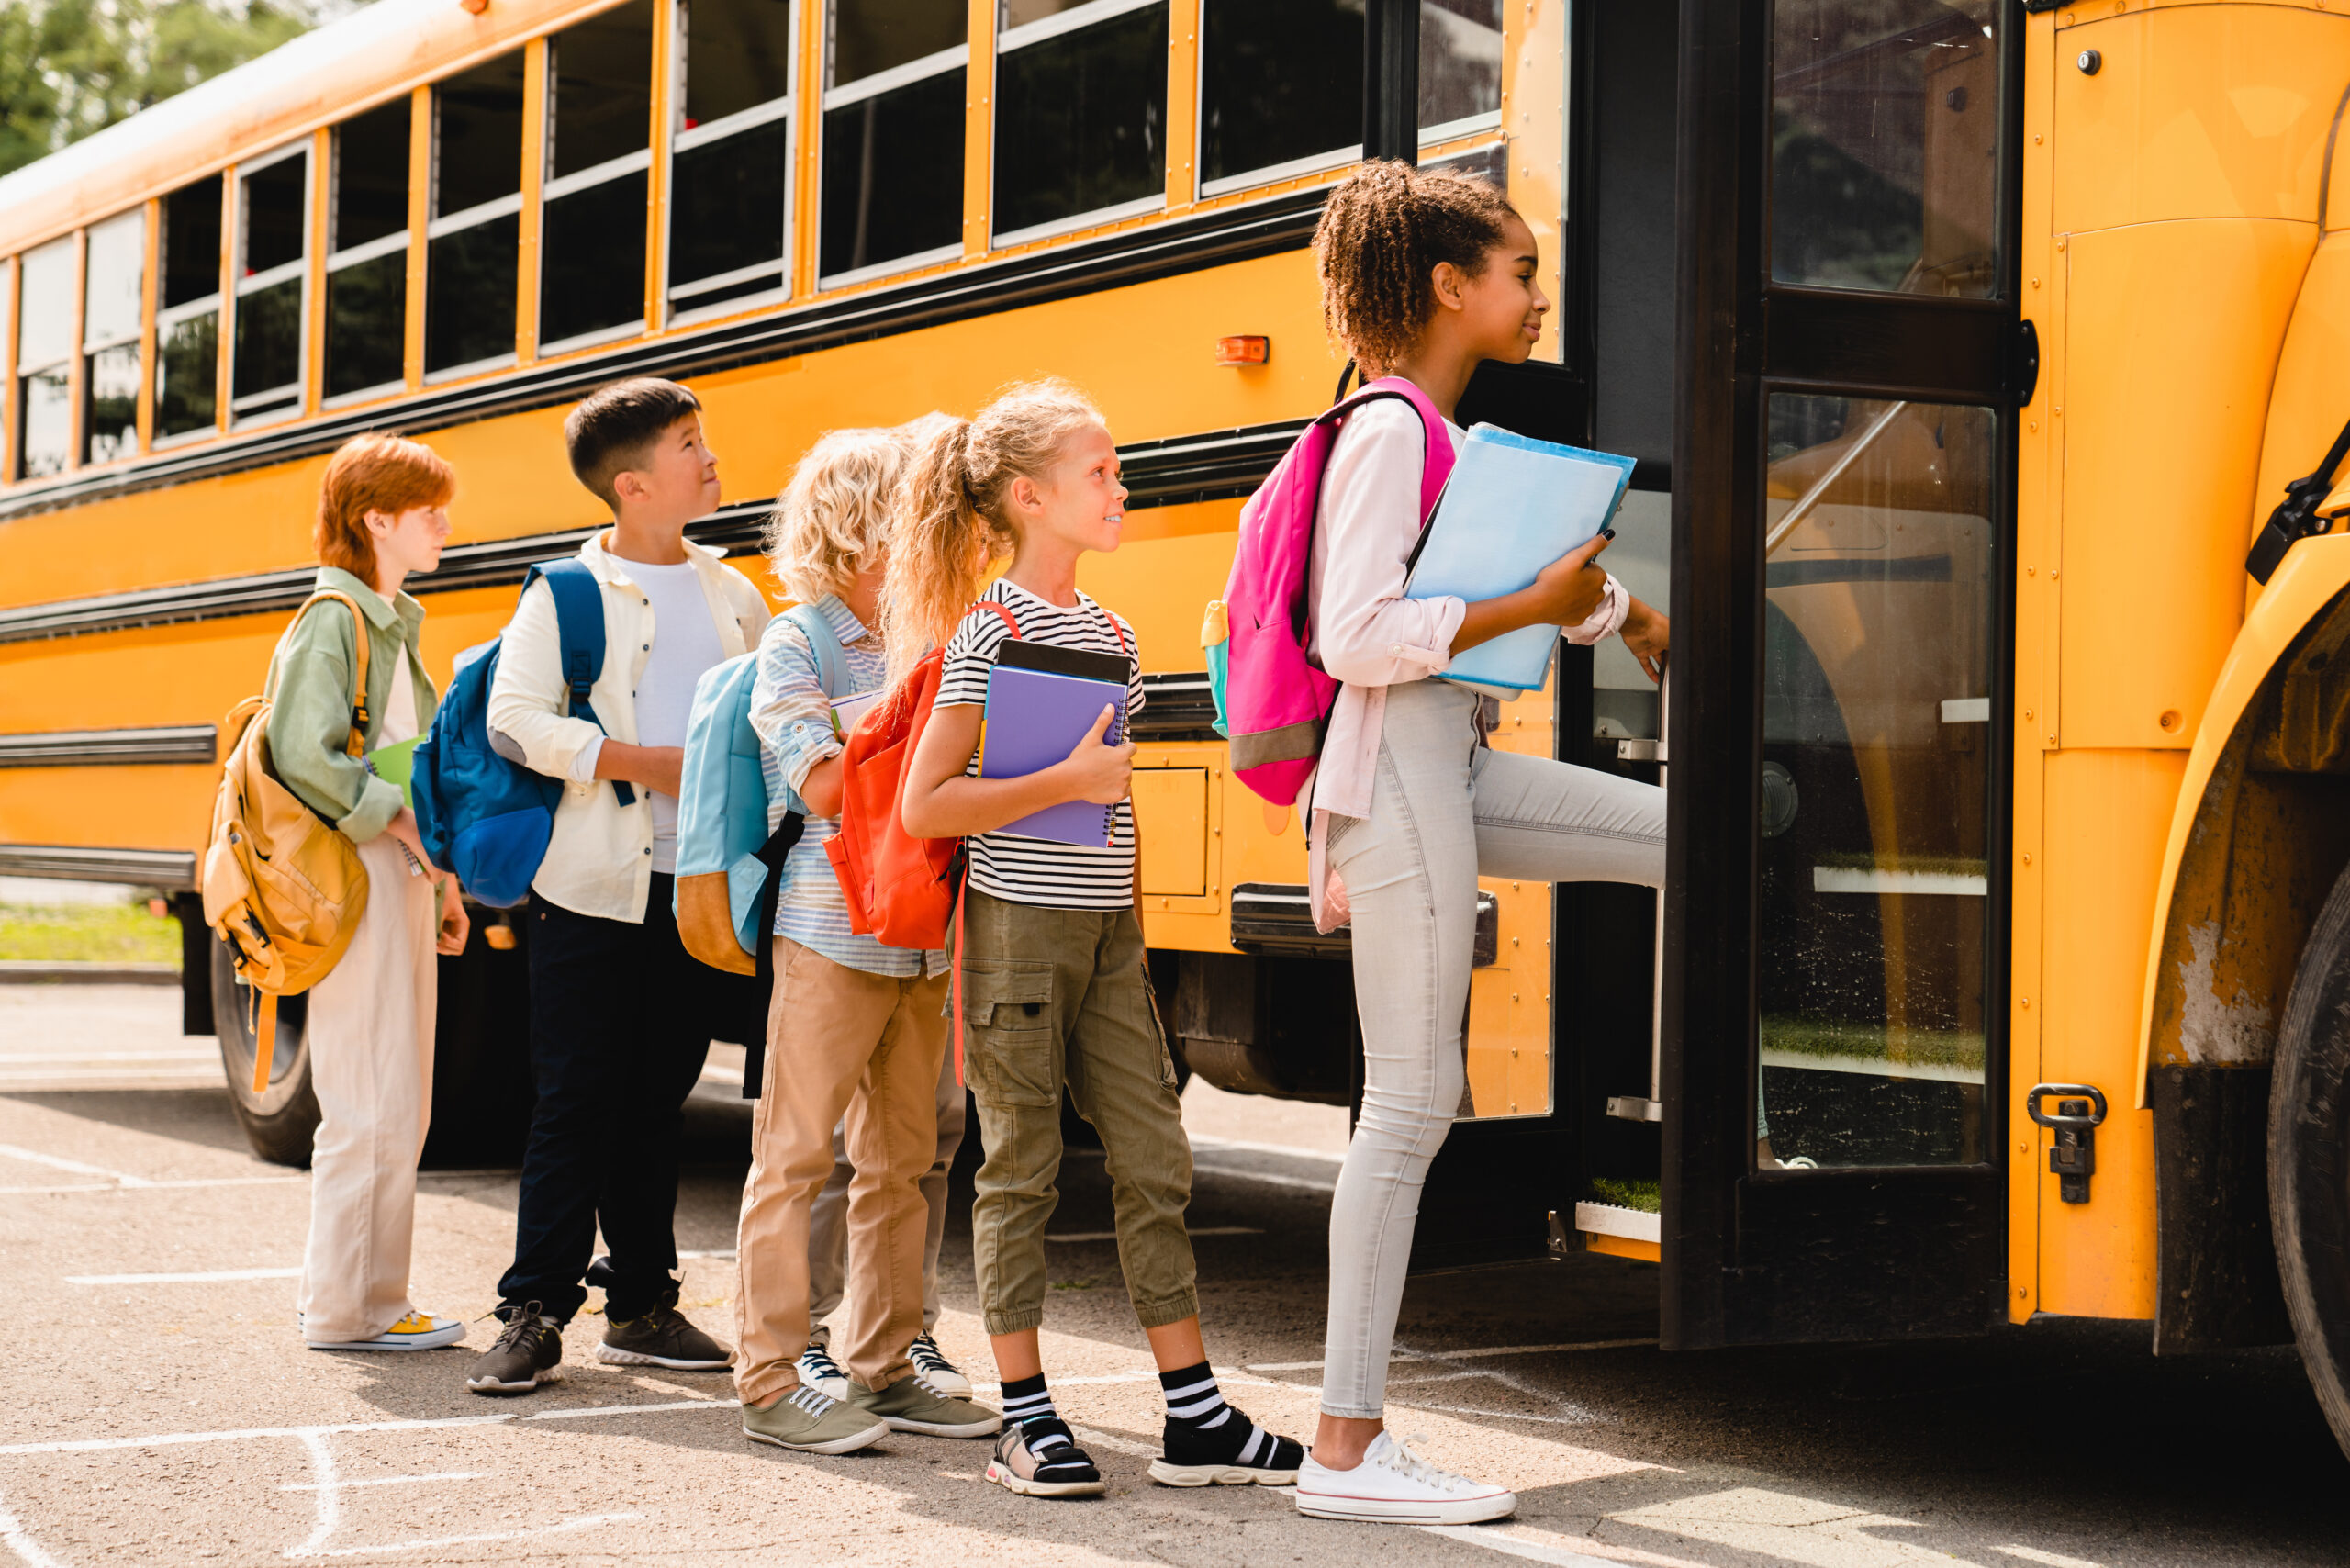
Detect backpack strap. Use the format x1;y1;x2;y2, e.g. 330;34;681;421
783;601;851;698
1319;378;1456;527
297;590;375;760
527;559;636;806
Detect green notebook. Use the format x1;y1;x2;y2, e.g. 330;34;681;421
367;736;422;811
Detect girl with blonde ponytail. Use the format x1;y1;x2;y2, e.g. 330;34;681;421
896;381;1306;1502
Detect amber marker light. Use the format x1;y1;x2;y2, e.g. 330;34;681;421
1215;336;1270;366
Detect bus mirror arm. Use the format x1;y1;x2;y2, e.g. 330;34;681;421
2248;409;2350;583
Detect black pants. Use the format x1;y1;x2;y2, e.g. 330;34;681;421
497;875;763;1323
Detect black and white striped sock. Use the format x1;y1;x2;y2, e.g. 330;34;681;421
1002;1373;1069;1454
1158;1361;1304;1471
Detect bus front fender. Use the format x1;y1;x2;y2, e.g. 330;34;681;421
2138;532;2350;1107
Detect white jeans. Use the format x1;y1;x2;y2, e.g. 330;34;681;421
806;1027;966;1340
1321;678;1664;1418
299;834;438;1344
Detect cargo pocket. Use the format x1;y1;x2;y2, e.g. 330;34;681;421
961;962;1058;1108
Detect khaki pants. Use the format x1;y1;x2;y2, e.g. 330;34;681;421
734;937;949;1406
299;834;438;1344
808;1036;964;1341
959;890;1196;1337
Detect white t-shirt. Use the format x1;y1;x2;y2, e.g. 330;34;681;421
627;559;725;874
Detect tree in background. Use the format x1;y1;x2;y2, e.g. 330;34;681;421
0;0;330;179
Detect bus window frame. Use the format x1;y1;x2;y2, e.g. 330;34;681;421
537;0;658;357
150;176;229;451
321;102;416;411
228;140;314;430
424;51;530;386
80;207;148;468
663;0;800;326
816;35;970;288
1413;0;1503;150
988;0;1170;250
13;234;80;481
1;255;15;479
1193;0;1364;200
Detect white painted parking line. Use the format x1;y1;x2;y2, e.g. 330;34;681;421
0;1143;153;1186
1046;1226;1259;1243
303;1513;643;1559
1188;1136;1346;1165
0;1396;734;1456
66;1267;299;1284
1248;1339;1656;1373
0;1487;67;1568
0;1175;305;1196
1422;1525;1625;1568
0;1052;220;1064
1993;1549;2108;1568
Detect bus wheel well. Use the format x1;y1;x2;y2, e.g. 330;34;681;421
2270;854;2350;1461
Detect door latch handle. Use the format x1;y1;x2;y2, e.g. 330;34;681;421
2026;1082;2108;1204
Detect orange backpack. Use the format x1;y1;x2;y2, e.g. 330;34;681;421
824;600;1020;952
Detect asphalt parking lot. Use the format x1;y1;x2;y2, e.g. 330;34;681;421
2;984;2346;1567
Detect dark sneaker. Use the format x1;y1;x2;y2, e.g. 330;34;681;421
796;1339;851;1400
907;1333;972;1397
1150;1402;1304;1486
465;1308;563;1395
986;1417;1106;1497
741;1385;890;1455
848;1374;1002;1438
598;1303;733;1370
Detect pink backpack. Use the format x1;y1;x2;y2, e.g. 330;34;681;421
1206;376;1455;806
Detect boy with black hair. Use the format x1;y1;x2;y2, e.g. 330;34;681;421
469;377;770;1395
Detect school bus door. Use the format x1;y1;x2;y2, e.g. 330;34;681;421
1662;0;2025;1347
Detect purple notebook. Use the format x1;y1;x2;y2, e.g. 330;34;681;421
979;664;1127;846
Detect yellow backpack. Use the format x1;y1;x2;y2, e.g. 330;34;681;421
200;591;375;1092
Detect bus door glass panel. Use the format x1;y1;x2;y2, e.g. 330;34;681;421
1772;0;1998;297
326;97;411;403
1198;0;1363;194
14;237;73;479
233;146;308;425
1418;0;1502;142
993;0;1169;245
544;0;655;350
428;50;527;377
821;0;967;284
670;0;796;319
156;175;224;442
1759;394;1995;1168
83;210;145;465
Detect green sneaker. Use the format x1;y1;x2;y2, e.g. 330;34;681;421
848;1373;1004;1438
741;1386;890;1455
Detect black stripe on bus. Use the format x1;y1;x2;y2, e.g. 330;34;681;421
0;725;218;767
0;420;1303;644
0;844;199;889
0;188;1326;527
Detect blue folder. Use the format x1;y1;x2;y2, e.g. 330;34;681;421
979;664;1126;846
1404;423;1638;691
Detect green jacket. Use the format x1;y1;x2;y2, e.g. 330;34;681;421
264;567;437;845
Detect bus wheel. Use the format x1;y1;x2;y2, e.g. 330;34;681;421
2272;862;2350;1462
208;937;320;1167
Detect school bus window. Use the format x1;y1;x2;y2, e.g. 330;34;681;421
820;0;967;284
1756;394;1997;1169
669;0;795;318
1198;0;1362;195
543;0;656;350
1416;0;1501;140
427;50;527;377
155;174;224;443
14;237;74;480
992;0;1169;244
230;146;309;425
1770;0;1998;298
324;97;412;404
81;210;145;465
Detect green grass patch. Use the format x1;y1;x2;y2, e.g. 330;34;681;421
1761;1016;1985;1073
0;903;181;967
1586;1176;1661;1214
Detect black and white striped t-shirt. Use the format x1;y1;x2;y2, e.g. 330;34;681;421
934;578;1144;910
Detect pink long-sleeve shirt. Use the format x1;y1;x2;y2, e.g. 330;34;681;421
1302;399;1628;930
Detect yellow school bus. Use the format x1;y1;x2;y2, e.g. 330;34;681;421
5;0;2350;1460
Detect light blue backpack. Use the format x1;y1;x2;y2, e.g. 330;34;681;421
673;604;848;1001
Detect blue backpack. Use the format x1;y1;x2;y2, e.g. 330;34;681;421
412;558;631;908
672;605;846;1098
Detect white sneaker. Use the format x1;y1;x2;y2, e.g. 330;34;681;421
307;1312;468;1351
1293;1431;1516;1525
907;1333;973;1397
796;1339;851;1400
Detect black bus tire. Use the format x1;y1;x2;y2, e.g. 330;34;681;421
209;936;320;1168
2272;859;2350;1462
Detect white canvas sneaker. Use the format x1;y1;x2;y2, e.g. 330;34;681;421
306;1312;467;1351
1292;1431;1516;1525
796;1339;852;1400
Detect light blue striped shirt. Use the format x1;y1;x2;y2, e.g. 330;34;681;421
749;596;946;978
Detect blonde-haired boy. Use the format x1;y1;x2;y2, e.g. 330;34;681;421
733;423;1000;1453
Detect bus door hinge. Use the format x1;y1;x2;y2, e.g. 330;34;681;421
2027;1083;2109;1204
2011;319;2041;408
